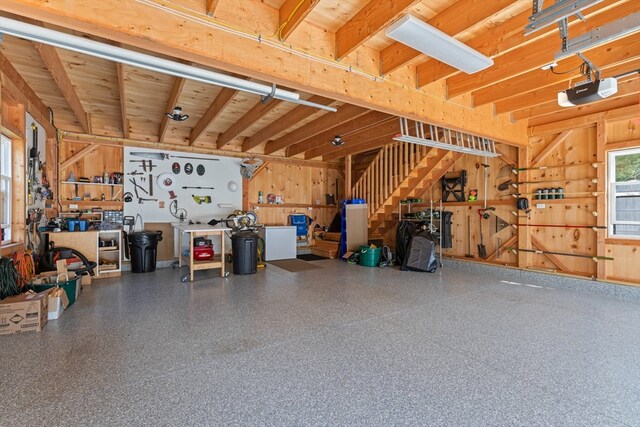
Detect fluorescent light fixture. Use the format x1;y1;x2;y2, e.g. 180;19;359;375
386;15;493;74
0;17;337;112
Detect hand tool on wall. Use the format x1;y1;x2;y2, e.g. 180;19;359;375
506;178;599;187
138;197;158;204
477;159;490;258
181;186;215;190
494;216;510;234
505;247;613;261
465;216;474;258
129;159;156;172
192;195;212;204
172;162;180;174
510;162;601;175
129;177;148;196
149;174;153;196
130;152;219;161
512;223;606;230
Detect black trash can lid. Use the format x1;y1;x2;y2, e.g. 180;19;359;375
232;230;258;239
128;230;163;243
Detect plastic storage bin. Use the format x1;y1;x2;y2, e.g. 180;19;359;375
359;245;381;267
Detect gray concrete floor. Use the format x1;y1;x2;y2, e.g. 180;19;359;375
2;260;640;426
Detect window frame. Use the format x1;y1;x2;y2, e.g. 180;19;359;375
608;147;640;239
1;134;12;244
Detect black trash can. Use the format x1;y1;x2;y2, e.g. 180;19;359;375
231;231;258;275
128;231;163;273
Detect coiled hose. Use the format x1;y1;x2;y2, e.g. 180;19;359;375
0;257;20;299
12;250;35;288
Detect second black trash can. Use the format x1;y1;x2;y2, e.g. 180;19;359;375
231;231;258;275
128;231;163;273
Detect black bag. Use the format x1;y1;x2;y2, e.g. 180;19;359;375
401;230;438;273
517;197;529;210
396;221;418;265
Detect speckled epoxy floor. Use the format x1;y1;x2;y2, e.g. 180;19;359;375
2;260;639;426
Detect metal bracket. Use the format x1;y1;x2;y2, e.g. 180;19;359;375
555;12;640;60
525;0;603;35
577;52;600;81
557;18;569;52
261;83;277;104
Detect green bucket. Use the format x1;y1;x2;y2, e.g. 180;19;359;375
359;245;381;267
33;276;80;307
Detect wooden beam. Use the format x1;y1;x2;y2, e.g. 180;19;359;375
494;144;518;167
323;135;393;161
510;75;640;121
417;10;530;87
306;118;399;159
529;104;640;135
336;0;421;60
217;98;284;149
1;0;528;145
116;63;129;138
446;1;636;99
530;130;573;167
606;138;640;151
33;42;90;133
595;118;607;280
59;144;99;170
242;95;333;152
0;52;55;136
158;77;186;142
278;0;319;41
205;0;219;16
531;235;573;273
345;154;352;199
265;104;369;154
473;34;640;106
189;86;240;146
526;96;640;127
286;110;391;157
381;0;513;75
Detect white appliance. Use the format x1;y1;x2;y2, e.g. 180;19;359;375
263;226;297;261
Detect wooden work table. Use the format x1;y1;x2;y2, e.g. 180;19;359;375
172;223;231;282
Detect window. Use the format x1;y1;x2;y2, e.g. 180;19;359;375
1;134;11;244
608;147;640;238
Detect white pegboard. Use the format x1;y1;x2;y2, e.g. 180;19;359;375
123;147;243;224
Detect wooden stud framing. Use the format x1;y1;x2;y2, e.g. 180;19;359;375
158;77;186;142
59;144;99;170
595;118;607;280
530;235;573;273
278;0;319;41
530;104;639;136
217;98;284;149
335;0;421;60
530;130;573;167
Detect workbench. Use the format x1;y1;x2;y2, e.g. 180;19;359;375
172;223;231;282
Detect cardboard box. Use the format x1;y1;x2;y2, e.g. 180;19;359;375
0;290;51;336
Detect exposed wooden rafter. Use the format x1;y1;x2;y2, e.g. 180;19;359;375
308;119;400;160
158;77;186;142
264;104;369;155
205;0;220;16
530;130;573;167
380;0;512;75
217;98;284;149
242;95;334;152
189;86;241;146
116;63;129;138
286;110;391;157
278;0;319;41
33;42;90;133
336;0;421;60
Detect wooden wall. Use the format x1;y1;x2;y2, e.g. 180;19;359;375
245;161;342;227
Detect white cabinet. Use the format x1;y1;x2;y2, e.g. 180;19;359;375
263;226;297;260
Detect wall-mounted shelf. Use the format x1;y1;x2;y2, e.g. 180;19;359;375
249;203;338;209
61;181;124;187
61;200;123;207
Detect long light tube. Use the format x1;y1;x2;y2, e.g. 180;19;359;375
386;15;493;74
0;17;336;112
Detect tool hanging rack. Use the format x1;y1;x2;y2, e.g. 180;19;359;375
394;118;500;158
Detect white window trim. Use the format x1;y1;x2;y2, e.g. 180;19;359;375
608;147;640;239
1;134;12;244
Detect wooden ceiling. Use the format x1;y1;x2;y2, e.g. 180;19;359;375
1;0;639;162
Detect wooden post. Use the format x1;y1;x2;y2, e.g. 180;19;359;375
595;118;607;280
345;154;352;201
517;145;530;269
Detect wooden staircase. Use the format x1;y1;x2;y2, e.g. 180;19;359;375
351;141;463;238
